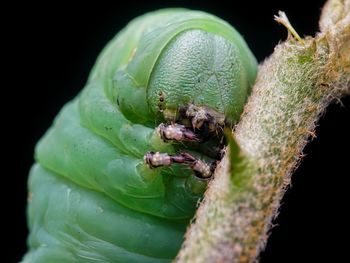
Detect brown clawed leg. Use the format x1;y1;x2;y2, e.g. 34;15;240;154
144;151;216;178
144;151;195;168
144;151;173;168
191;159;216;178
179;152;216;178
157;123;201;142
179;104;225;134
184;104;208;130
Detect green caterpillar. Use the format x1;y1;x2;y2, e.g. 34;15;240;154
23;9;257;263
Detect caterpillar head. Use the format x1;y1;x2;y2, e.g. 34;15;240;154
147;29;257;129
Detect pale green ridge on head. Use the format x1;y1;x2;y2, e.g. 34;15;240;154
89;9;194;124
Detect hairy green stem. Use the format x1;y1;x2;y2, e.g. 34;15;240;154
176;0;350;262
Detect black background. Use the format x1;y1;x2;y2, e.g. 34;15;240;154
5;1;349;262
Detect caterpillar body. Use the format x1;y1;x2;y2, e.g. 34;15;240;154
24;9;257;263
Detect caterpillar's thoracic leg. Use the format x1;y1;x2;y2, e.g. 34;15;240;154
156;123;200;142
144;151;216;178
179;104;225;133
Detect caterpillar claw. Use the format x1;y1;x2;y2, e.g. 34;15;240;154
179;104;226;136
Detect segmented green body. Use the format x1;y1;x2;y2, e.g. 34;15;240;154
24;9;257;262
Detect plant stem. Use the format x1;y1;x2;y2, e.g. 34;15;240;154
176;0;350;262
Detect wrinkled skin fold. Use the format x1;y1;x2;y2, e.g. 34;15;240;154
23;9;257;262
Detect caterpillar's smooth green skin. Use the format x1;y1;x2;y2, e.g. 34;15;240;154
23;9;257;263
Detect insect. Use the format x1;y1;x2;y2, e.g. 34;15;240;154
23;9;257;263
